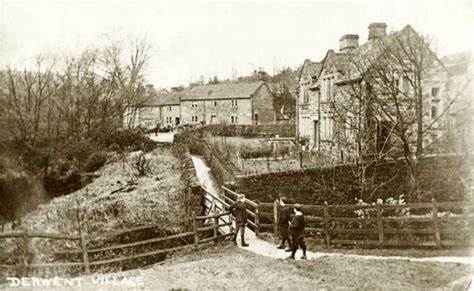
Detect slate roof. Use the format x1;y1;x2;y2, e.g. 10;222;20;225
441;51;473;76
140;92;181;106
299;59;322;81
180;82;265;101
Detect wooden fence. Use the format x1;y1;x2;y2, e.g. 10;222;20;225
221;186;474;248
0;211;234;275
261;199;473;247
222;186;260;236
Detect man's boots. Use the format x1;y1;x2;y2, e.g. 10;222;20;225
277;239;285;249
241;236;249;247
232;233;238;245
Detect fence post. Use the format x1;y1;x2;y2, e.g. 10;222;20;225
229;212;234;234
255;203;260;238
273;199;279;235
432;198;441;249
192;211;199;249
80;232;90;274
376;200;384;246
22;230;30;276
213;215;219;244
323;201;331;247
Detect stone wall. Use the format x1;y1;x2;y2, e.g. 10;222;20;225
252;84;276;124
195;124;296;137
171;139;204;216
230;154;468;205
175;131;243;187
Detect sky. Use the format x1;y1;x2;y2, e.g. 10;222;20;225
0;0;473;88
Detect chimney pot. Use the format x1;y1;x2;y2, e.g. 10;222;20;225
368;22;387;40
339;34;359;52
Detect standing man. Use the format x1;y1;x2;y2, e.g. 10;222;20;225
229;194;249;247
287;204;307;260
277;196;291;251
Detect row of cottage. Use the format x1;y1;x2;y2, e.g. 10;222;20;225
124;82;286;129
125;21;472;158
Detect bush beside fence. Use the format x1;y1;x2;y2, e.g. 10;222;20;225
195;124;295;138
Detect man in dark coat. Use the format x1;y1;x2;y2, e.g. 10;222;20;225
287;204;307;260
277;196;291;251
229;194;249;247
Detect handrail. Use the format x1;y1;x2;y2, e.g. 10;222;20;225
0;231;80;240
196;211;231;220
221;186;258;208
202;187;231;208
87;231;194;254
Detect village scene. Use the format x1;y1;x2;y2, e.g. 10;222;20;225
0;1;473;290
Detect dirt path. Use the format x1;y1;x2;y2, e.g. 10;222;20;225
147;132;174;143
191;154;474;266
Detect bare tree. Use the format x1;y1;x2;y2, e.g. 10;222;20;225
331;26;471;200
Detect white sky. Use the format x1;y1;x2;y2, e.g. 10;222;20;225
0;0;473;88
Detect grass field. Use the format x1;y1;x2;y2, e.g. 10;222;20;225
18;243;470;291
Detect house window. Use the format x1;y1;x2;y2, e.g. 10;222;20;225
213;101;217;107
168;106;172;111
192;102;198;108
231;100;238;107
431;106;438;120
303;88;309;103
322;77;334;101
231;116;238;123
431;87;439;98
401;76;410;94
191;116;199;122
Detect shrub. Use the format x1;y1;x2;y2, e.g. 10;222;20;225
101;128;156;152
0;155;46;221
84;151;108;172
133;153;152;176
240;145;273;159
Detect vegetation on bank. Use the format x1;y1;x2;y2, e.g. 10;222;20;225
1;146;190;277
0;38;153;223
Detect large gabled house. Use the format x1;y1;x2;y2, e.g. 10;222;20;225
180;82;275;125
297;59;322;139
297;23;451;159
441;51;474;153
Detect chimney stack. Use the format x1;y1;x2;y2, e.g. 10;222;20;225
339;34;359;52
368;22;387;40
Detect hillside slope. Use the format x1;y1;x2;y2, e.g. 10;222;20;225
59;244;472;291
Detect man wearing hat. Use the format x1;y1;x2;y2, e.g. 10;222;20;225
277;196;292;251
229;194;249;247
287;203;307;260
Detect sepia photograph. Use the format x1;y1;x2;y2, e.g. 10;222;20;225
0;0;473;290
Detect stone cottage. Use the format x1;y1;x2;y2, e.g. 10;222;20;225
123;90;182;129
180;82;275;125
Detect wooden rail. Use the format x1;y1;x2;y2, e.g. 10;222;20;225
261;198;474;248
224;186;473;249
222;186;260;236
0;209;234;274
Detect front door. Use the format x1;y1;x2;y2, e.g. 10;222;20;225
175;117;180;125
